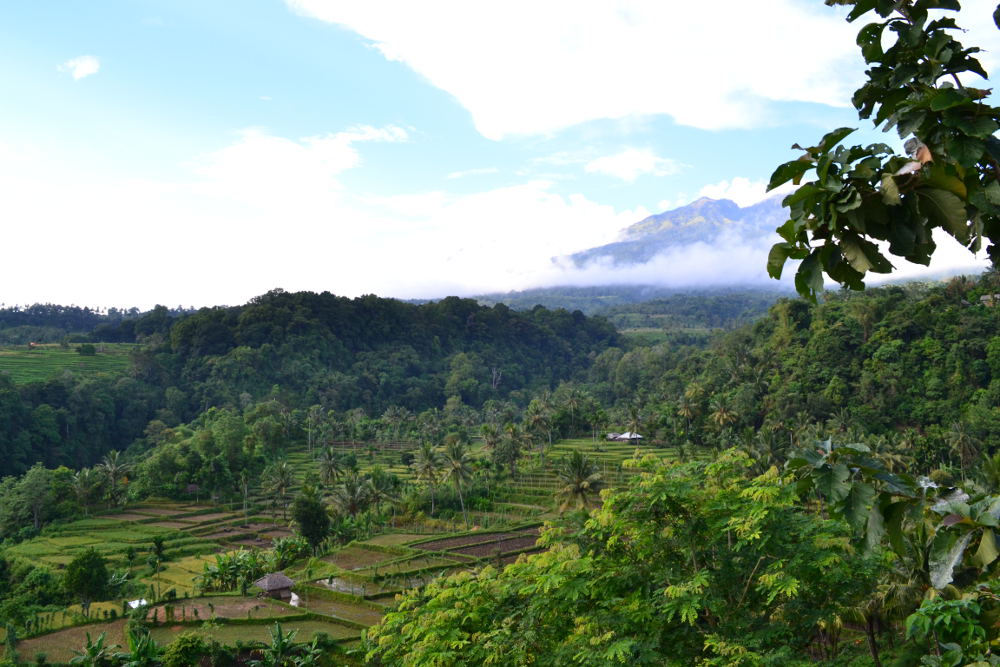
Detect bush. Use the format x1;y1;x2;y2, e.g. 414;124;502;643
76;343;96;356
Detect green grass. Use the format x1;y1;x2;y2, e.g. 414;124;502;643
0;343;135;383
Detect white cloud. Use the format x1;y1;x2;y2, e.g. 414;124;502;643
696;177;789;208
446;167;499;179
584;148;680;182
59;55;100;80
286;0;866;138
0;128;635;307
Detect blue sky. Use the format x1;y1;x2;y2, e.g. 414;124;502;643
1;0;995;308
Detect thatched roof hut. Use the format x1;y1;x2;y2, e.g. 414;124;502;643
254;572;294;600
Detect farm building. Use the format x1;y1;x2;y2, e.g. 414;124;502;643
253;572;294;600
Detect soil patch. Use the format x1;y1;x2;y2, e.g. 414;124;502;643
412;531;521;552
145;596;299;621
186;512;237;523
450;535;539;558
232;537;271;548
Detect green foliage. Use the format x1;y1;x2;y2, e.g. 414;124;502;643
366;450;874;665
292;487;330;553
64;549;110;617
768;0;1000;299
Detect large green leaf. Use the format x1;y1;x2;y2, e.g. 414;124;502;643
930;88;970;111
865;501;886;553
841;235;893;274
768;159;813;191
929;530;972;589
795;252;825;301
842;481;876;533
767;243;794;279
820;127;857;151
880;173;901;205
815;462;851;503
972;528;999;569
917;187;968;243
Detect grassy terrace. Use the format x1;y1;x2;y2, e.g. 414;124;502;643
5;434;678;658
0;342;135;383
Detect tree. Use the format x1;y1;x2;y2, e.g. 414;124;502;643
315;447;343;487
330;472;371;518
767;0;1000;300
412;442;441;515
443;441;473;529
18;464;54;532
366;450;874;665
64;549;110;618
554;450;604;513
99;450;130;507
292;486;330;554
262;460;295;521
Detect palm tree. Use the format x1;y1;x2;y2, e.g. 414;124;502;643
316;447;343;486
99;450;131;507
708;396;736;431
263;461;296;521
239;470;253;526
367;466;398;514
331;472;371;518
411;442;441;515
948;421;980;476
480;423;501;451
555;450;604;513
443;441;473;529
72;468;100;516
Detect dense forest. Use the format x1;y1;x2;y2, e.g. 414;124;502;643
0;290;616;477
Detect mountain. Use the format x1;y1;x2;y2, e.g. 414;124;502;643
569;196;785;267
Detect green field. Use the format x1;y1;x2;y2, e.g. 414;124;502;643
3;436;665;660
0;343;135;383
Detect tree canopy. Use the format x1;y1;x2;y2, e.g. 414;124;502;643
768;0;1000;299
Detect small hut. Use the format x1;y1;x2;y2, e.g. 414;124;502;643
613;432;643;443
254;572;294;600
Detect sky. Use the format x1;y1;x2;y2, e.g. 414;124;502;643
0;0;996;309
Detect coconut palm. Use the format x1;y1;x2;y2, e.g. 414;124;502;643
411;442;441;515
331;472;371;518
316;447;343;486
443;441;473;529
367;466;399;514
555;450;604;513
99;450;131;507
263;460;296;521
72;467;100;516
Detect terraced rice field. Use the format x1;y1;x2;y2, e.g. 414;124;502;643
0;343;135;383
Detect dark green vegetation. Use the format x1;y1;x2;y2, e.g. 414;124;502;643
0;290;615;477
4;1;1000;662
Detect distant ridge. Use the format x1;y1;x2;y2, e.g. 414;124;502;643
569;196;786;267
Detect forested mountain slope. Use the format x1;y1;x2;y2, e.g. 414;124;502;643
0;290;617;476
588;273;1000;470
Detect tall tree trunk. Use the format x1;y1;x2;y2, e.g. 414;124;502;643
865;615;882;667
456;482;468;529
